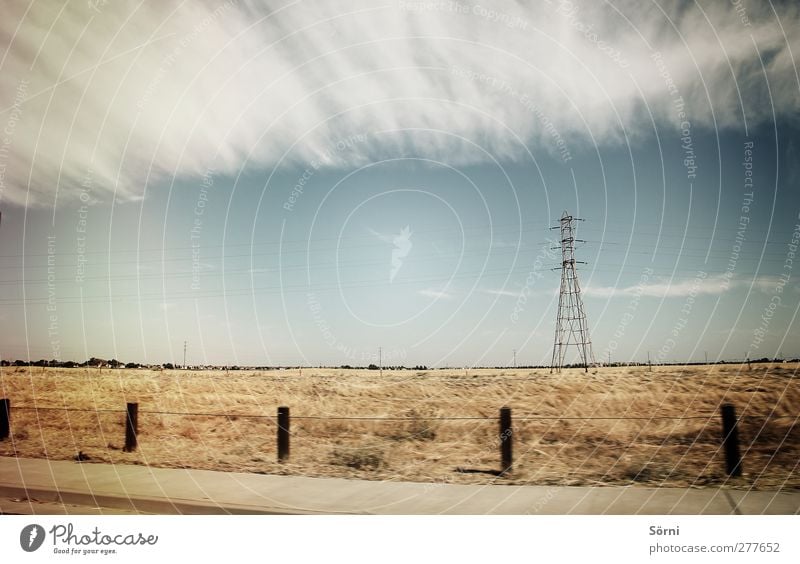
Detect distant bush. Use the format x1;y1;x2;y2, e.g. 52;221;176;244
389;409;437;442
330;444;385;470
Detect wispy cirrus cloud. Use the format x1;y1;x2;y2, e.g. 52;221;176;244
419;288;455;300
583;275;791;299
0;0;797;207
485;288;521;298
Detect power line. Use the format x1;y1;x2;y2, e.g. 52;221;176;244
0;243;793;289
0;236;791;269
0;218;790;262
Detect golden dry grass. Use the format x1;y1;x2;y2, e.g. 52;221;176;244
0;363;798;489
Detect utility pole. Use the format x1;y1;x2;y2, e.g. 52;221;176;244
705;351;708;365
379;346;382;376
183;341;187;370
513;349;517;369
647;351;651;370
550;212;594;373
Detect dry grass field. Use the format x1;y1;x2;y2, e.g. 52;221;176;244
0;363;798;489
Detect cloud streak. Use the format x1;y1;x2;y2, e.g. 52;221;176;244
485;288;521;298
419;288;454;299
583;274;790;299
0;0;798;206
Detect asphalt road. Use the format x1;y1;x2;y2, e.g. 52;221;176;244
1;456;797;515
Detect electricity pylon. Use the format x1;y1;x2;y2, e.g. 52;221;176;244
550;211;594;373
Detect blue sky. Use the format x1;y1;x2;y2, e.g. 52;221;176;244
0;1;798;366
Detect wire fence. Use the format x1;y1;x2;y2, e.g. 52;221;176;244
5;404;797;421
1;398;797;487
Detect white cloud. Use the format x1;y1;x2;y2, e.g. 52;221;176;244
0;0;797;206
485;288;520;298
367;227;393;244
419;288;455;299
751;275;791;294
583;274;786;299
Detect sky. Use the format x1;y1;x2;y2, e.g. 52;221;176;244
0;0;799;367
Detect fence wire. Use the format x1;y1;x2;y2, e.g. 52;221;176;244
7;404;797;421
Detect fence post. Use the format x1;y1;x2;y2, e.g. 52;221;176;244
124;402;138;452
720;403;742;477
277;406;290;462
0;398;9;441
499;406;512;475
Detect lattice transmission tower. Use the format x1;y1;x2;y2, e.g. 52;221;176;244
550;211;595;373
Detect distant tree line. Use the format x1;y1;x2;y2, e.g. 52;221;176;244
0;357;794;371
1;357;145;369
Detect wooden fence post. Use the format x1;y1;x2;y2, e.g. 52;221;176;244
720;403;742;477
500;406;512;475
0;398;9;441
124;402;138;452
277;406;290;462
